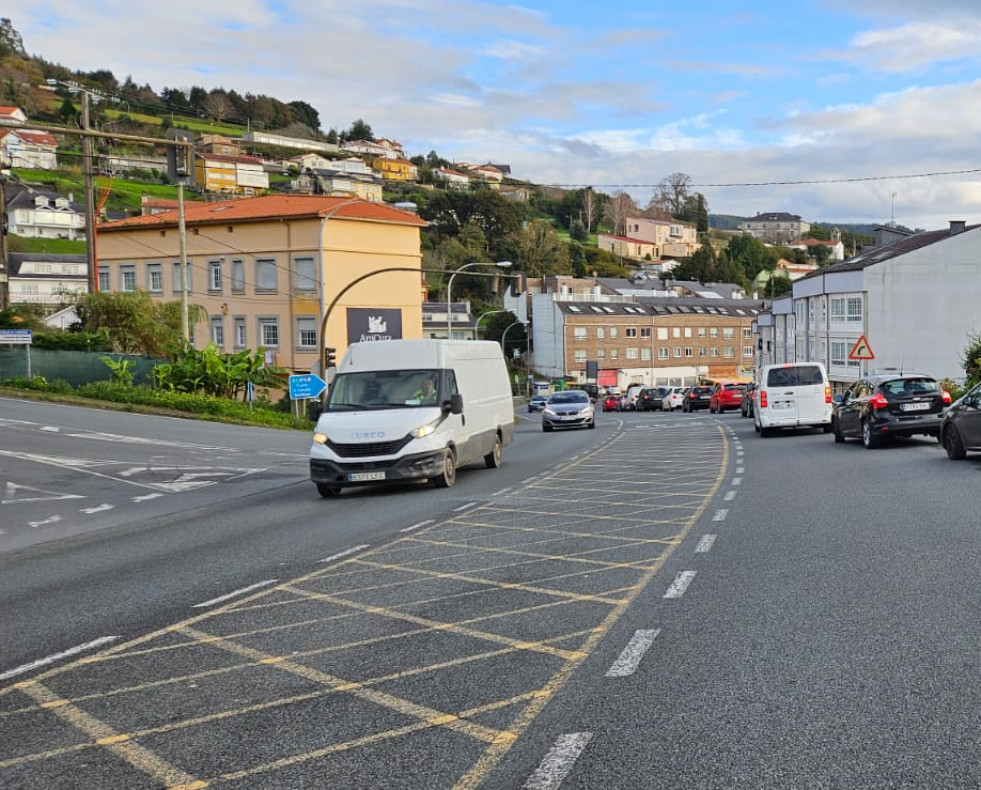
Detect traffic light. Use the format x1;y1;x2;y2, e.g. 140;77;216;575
325;347;337;369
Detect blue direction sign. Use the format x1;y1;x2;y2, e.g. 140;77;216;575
0;329;33;345
288;373;328;400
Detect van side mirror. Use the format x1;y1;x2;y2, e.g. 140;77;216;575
448;393;464;415
307;401;323;422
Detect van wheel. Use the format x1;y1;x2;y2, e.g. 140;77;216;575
484;435;503;468
432;447;457;488
861;419;880;449
760;426;772;438
317;484;341;497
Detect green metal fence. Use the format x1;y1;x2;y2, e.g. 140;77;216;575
0;348;161;387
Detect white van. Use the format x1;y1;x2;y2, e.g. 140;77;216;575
309;339;515;496
754;362;833;437
624;384;645;411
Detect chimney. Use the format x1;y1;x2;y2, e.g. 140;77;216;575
950;220;967;234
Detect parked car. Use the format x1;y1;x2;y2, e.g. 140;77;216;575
740;382;757;418
602;393;623;412
754;362;833;437
682;385;714;412
528;393;549;412
662;386;688;411
622;384;645;411
940;380;981;459
637;386;668;411
709;381;748;414
832;372;950;448
543;389;596;432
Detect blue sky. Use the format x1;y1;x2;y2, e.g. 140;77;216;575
17;0;981;228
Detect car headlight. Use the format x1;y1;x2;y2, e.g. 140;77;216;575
410;419;439;438
313;432;328;445
543;408;556;417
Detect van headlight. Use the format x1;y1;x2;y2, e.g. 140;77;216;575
410;419;439;438
313;432;328;445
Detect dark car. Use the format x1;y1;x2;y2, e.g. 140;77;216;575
637;386;668;411
740;382;757;418
543;389;595;432
528;393;549;412
709;381;747;413
682;385;713;412
602;394;623;412
832;372;951;448
939;381;981;459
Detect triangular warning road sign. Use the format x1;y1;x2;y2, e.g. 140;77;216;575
848;335;875;360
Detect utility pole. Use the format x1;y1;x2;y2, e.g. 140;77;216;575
0;175;8;309
178;181;189;341
81;90;98;294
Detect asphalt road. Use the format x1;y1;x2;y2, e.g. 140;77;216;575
3;400;981;788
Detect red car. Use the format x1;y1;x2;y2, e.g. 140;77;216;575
709;381;748;413
602;394;623;412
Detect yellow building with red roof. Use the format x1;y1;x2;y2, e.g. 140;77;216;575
96;195;427;373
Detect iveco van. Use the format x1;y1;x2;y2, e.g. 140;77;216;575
754;362;833;437
309;339;514;496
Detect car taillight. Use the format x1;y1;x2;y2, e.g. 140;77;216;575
942;390;952;404
824;386;832;404
759;390;768;408
870;393;889;410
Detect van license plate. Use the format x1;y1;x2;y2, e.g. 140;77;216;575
348;471;385;482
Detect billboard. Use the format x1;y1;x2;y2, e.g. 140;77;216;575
347;308;403;345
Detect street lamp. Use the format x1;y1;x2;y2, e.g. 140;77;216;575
474;308;507;339
446;261;511;338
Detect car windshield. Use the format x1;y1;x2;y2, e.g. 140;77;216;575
327;369;442;410
549;391;588;404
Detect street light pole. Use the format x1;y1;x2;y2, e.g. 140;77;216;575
474;308;507;339
446;261;511;338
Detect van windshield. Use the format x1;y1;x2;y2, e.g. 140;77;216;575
327;369;442;411
766;365;824;387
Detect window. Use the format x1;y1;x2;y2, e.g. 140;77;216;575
625;328;637;338
698;347;706;357
259;317;280;347
596;327;605;339
641;348;651;361
698;327;706;338
743;327;753;339
231;259;246;292
209;260;222;292
743;345;754;357
574;349;587;362
684;327;692;338
658;347;669;360
684;347;693;357
723;327;735;340
211;317;224;349
147;263;163;293
672;327;681;338
293;257;317;293
723;346;735;359
710;347;719;357
640;327;651;339
574;327;587;340
657;327;668;340
98;266;110;292
120;265;136;292
626;348;638;359
296;317;318;348
597;349;605;359
171;262;192;293
234;317;247;348
609;349;618;360
256;259;278;292
673;347;682;358
609;327;618;338
846;296;863;323
709;327;718;338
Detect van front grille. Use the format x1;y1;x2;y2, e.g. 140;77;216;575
328;436;411;458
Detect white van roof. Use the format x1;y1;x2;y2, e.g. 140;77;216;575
340;339;505;371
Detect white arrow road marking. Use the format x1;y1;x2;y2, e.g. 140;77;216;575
2;481;85;504
27;515;63;528
192;580;278;608
79;504;115;515
0;636;121;682
319;545;370;564
523;732;594;790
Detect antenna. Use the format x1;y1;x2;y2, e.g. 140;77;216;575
890;192;897;226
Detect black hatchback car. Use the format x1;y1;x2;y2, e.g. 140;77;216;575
832;372;951;448
939;380;981;459
682;385;713;412
637;386;668;411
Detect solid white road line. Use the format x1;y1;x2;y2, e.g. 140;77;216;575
605;629;661;677
491;488;512;497
318;544;370;564
399;519;434;533
695;534;717;553
192;580;278;608
712;509;728;521
453;501;478;512
664;570;697;598
522;732;594;790
0;636;120;682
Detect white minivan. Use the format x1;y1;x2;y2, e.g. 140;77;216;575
309;339;515;496
754;362;833;437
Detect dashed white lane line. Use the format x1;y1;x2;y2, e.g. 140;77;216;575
27;515;62;528
712;509;728;522
732;477;743;486
724;490;736;501
695;534;717;553
132;493;164;502
491;488;512;497
736;466;745;474
522;732;594;790
605;629;661;677
0;636;121;682
192;579;278;608
453;501;478;512
318;544;370;564
79;504;115;515
664;570;697;598
399;519;434;533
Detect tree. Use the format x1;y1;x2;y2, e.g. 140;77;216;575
602;191;636;236
203;90;235;123
346;118;374;141
74;292;203;357
961;332;981;389
581;187;599;233
513;220;570;278
289;100;320;132
58;97;76;124
725;234;778;281
650;172;693;216
0;18;26;58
